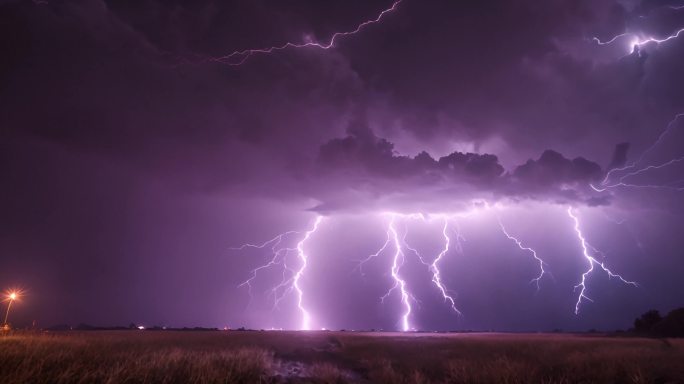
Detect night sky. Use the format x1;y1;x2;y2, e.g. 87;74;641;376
2;0;684;332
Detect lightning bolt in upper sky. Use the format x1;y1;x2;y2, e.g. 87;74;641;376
591;4;684;58
593;113;684;192
592;28;684;49
205;0;402;66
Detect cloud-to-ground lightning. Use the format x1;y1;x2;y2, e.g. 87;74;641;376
376;214;413;331
205;0;402;65
428;218;462;315
567;208;638;314
498;219;548;291
236;204;643;329
360;213;463;327
357;204;578;329
293;216;323;330
233;231;299;305
232;217;322;330
593;113;684;192
401;216;462;315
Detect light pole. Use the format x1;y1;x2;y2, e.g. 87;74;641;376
3;292;18;329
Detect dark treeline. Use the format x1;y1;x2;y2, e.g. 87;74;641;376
633;308;684;337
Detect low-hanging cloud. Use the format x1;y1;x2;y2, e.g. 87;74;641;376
312;121;612;212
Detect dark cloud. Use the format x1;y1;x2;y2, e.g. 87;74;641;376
609;142;631;169
314;120;608;211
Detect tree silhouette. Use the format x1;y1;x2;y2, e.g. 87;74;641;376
634;308;684;337
634;310;662;333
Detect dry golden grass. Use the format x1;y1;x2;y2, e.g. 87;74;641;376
0;331;682;383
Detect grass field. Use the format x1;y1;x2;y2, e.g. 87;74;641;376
1;330;683;383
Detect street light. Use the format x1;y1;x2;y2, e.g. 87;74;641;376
3;291;20;329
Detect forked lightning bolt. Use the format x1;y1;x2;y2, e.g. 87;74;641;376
592;3;684;56
378;215;413;331
360;214;463;327
402;216;462;315
593;113;684;192
498;219;548;291
567;208;637;314
233;217;322;330
293;216;323;330
593;28;684;49
428;218;462;315
233;231;299;306
206;0;402;65
236;207;642;329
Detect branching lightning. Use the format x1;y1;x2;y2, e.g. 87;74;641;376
204;0;402;65
428;218;462;315
234;205;643;329
593;113;684;192
592;33;632;46
293;216;323;330
378;214;413;331
404;217;463;315
592;3;684;57
567;208;637;314
498;219;548;291
593;28;684;49
360;214;464;327
233;217;322;330
233;231;299;306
